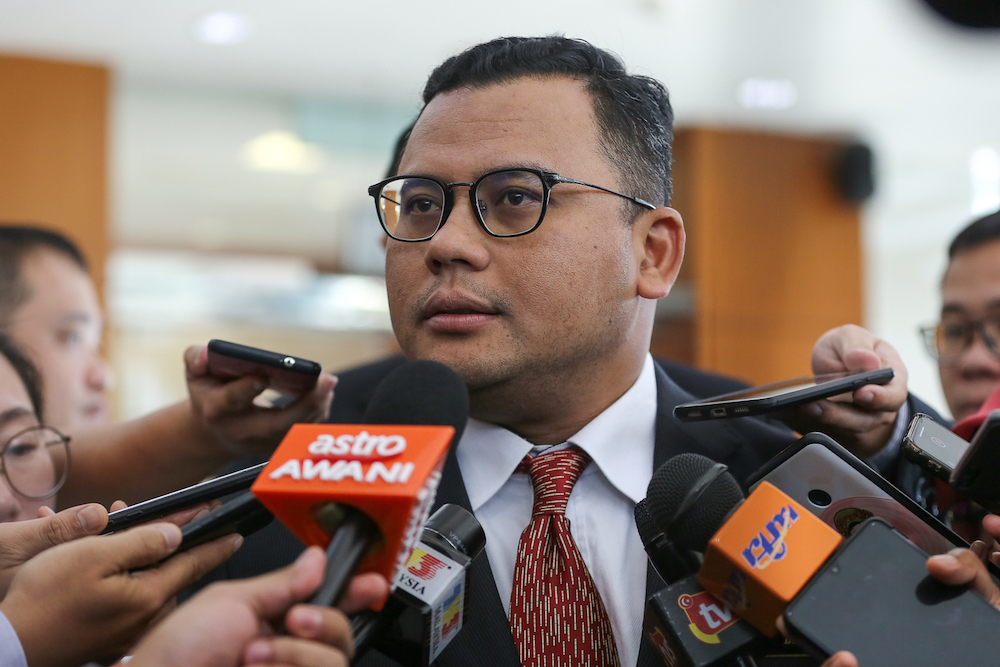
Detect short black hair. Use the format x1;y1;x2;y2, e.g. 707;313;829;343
386;123;414;179
418;36;674;208
0;332;44;419
0;225;88;328
949;210;1000;259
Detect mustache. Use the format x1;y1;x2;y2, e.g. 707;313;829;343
409;280;513;320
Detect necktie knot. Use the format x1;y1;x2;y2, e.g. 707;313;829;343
517;447;591;517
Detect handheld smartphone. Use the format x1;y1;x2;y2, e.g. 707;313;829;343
176;490;274;552
673;368;895;421
951;409;1000;514
102;463;266;534
206;339;321;408
902;412;970;481
784;517;1000;665
747;432;967;557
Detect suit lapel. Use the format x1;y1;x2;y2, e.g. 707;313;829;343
431;446;524;667
636;362;724;667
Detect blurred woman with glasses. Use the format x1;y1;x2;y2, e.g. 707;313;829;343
0;333;69;522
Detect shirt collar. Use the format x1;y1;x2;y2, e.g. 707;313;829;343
457;354;658;510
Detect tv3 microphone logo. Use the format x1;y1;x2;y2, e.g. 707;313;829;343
677;591;737;644
406;548;451;580
741;505;799;570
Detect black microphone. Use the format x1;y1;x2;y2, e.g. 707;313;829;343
638;454;767;667
350;503;486;666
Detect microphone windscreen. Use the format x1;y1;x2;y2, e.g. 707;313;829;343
422;503;486;560
646;453;744;553
363;360;470;443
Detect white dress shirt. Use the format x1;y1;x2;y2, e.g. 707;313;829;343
457;354;658;667
0;610;27;667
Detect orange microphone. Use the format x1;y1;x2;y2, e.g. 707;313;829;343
251;360;469;606
696;481;842;636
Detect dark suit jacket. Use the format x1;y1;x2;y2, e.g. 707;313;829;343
199;357;798;666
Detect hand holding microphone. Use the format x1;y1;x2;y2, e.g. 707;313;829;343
127;546;388;667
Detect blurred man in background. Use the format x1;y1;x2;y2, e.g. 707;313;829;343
0;226;109;431
0;225;336;508
921;209;1000;422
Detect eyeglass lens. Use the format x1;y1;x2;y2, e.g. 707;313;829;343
933;319;1000;363
377;170;546;240
3;426;68;498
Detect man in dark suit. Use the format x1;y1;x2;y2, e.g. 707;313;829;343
211;37;914;666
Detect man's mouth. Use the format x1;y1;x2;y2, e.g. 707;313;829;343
421;292;501;332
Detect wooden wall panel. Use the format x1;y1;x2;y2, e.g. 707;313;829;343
0;54;109;297
665;127;863;384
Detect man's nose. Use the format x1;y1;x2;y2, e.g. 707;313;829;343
423;191;490;272
86;354;113;392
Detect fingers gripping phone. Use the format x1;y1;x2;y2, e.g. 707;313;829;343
673;368;895;421
206;339;322;409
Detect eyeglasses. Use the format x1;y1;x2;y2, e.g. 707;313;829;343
368;167;657;242
1;425;70;499
918;319;1000;366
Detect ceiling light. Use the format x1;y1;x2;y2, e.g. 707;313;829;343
194;12;253;45
737;78;798;110
241;131;325;174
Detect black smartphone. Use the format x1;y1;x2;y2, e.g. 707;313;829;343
102;463;266;534
176;490;274;552
951;409;1000;514
206;339;321;408
784;517;1000;664
902;412;970;481
747;432;972;558
673;368;894;421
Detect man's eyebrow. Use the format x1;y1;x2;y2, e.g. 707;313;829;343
0;407;35;431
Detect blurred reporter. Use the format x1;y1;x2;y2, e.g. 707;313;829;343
0;225;335;509
0;333;68;521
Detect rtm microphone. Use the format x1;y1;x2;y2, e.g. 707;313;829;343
639;454;764;667
351;503;486;666
696;481;841;636
252;360;470;607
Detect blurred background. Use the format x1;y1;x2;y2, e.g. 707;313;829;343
1;0;997;421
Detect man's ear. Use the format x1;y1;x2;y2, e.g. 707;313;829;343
634;207;685;299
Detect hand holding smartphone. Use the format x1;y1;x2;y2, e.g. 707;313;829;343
206;339;322;408
673;368;895;421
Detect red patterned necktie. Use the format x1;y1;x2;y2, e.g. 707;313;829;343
509;446;621;667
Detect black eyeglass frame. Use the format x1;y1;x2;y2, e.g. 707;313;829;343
368;167;658;242
0;424;71;500
918;320;1000;365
